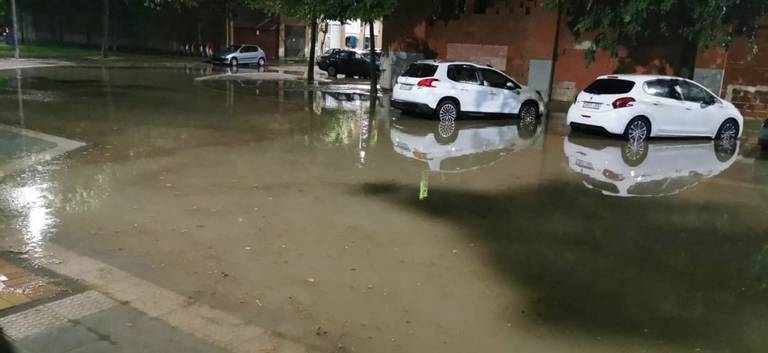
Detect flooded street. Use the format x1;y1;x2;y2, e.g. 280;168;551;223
2;66;768;353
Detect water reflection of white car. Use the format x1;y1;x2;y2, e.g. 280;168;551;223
564;136;739;197
391;117;543;172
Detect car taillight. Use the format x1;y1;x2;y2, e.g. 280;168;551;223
612;97;636;109
417;78;439;88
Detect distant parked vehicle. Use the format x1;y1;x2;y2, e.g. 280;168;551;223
391;60;546;120
567;75;744;142
316;49;378;78
0;25;7;37
212;44;266;67
759;119;768;151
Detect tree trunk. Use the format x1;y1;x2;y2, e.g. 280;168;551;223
308;18;318;84
368;21;377;96
679;30;701;80
101;0;110;58
10;0;19;58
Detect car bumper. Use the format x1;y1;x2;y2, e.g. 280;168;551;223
391;99;434;115
212;57;230;64
566;104;630;135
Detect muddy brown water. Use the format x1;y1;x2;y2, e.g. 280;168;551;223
2;66;768;353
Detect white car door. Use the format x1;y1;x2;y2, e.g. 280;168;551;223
678;79;724;135
445;64;485;113
641;79;689;135
479;68;521;114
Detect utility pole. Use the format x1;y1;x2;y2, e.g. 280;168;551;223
11;0;20;58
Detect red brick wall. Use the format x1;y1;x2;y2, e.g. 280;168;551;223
722;25;768;118
384;0;558;83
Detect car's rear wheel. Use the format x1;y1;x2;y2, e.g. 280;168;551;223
519;101;539;121
715;118;739;142
230;57;239;67
623;117;650;142
435;99;459;120
327;66;337;77
258;57;265;66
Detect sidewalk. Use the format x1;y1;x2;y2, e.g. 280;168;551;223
0;245;308;353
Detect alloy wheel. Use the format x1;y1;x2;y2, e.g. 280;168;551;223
521;104;537;121
718;120;738;142
627;120;648;142
439;103;457;120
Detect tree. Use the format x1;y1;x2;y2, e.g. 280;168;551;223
101;0;110;58
544;0;768;78
338;0;397;95
10;0;19;58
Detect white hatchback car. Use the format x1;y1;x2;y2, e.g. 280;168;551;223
391;61;546;120
567;75;743;141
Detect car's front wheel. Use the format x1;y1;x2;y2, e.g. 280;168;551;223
623;117;651;142
519;101;539;121
435;99;459;120
327;66;337;77
715;118;739;142
230;57;239;67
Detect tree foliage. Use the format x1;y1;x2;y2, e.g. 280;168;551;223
544;0;768;63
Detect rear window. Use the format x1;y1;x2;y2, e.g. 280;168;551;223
584;79;635;95
402;64;438;78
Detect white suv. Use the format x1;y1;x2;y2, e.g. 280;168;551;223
391;61;545;120
567;75;744;141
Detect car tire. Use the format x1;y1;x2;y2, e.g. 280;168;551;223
230;57;239;67
258;57;265;66
327;66;337;77
519;101;539;121
715;118;739;142
623;117;651;142
621;140;649;167
434;118;459;145
435;99;459;120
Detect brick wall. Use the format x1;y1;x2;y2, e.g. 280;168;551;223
722;25;768;118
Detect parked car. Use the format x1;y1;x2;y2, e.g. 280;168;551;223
567;75;744;142
391;61;546;120
564;135;739;197
212;44;266;66
0;25;7;37
759;119;768;151
316;49;378;78
316;48;344;62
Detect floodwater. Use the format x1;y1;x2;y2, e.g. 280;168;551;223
2;66;768;353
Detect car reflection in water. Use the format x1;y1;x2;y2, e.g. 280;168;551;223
564;135;740;197
391;116;543;199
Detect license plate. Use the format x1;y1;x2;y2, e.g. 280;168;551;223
583;102;601;110
400;84;413;91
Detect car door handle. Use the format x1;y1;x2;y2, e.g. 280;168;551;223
685;107;693;111
652;101;661;106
